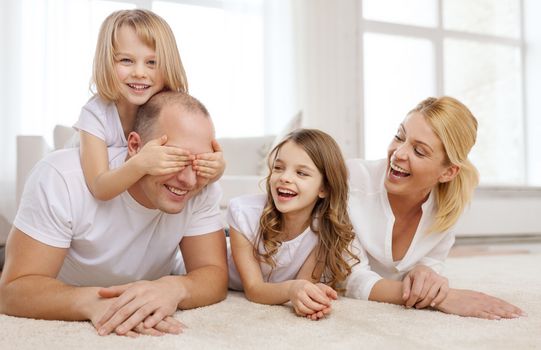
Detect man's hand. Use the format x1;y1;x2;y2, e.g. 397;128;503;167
95;276;186;336
436;288;525;320
402;265;449;309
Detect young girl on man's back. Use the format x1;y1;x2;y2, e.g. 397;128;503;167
75;9;223;200
228;129;359;320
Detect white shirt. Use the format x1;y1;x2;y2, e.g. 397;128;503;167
226;194;318;291
73;95;127;147
14;147;223;287
344;159;455;300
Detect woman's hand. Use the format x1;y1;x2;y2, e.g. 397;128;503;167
402;265;449;309
436;288;525;320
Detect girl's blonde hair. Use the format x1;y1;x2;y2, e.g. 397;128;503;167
410;96;480;233
255;129;359;289
92;9;188;101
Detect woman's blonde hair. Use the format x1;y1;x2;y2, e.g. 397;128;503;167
255;129;359;290
410;96;480;233
92;9;188;101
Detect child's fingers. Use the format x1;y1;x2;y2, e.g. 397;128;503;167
194;153;219;162
317;283;338;300
164;147;193;159
294;300;318;315
148;166;186;176
306;287;331;307
211;139;223;152
196;170;215;179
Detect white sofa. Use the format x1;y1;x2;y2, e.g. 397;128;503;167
16;126;274;216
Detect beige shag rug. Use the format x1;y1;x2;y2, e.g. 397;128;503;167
1;253;540;350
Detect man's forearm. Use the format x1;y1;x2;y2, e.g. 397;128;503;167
168;264;228;310
0;276;99;321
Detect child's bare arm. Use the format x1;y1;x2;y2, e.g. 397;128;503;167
80;132;191;201
230;230;332;317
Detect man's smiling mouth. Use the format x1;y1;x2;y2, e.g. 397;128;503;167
165;185;188;196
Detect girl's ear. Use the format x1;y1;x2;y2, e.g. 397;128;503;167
438;164;460;183
318;186;327;199
127;132;143;157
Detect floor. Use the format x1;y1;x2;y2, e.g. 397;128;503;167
450;236;541;257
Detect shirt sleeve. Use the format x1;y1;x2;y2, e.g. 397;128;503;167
13;160;73;248
73;102;107;142
344;236;384;300
418;231;456;274
183;182;224;236
226;196;261;243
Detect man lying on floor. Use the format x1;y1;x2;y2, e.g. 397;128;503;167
0;91;228;337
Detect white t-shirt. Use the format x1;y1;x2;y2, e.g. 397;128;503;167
226;194;318;291
14;147;224;287
344;159;455;300
73;95;126;147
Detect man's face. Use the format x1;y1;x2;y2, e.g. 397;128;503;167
129;104;214;214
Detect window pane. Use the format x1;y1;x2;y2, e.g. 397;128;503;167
364;34;435;160
443;0;520;38
20;0;133;143
363;0;437;27
444;39;523;185
153;1;264;137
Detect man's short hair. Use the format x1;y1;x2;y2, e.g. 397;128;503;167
134;91;210;142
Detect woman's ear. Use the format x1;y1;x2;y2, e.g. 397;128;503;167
439;164;460;183
127;132;143;157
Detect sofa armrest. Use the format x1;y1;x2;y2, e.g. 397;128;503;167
218;175;266;210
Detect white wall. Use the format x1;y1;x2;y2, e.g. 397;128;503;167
525;0;541;186
456;188;541;236
292;0;362;159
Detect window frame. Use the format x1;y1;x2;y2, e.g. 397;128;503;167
359;0;531;187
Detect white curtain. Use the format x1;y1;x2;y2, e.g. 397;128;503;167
0;0;133;238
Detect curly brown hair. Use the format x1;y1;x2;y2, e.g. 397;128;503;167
254;129;359;289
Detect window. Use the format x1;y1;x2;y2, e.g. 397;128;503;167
17;0;268;144
361;0;528;186
152;1;265;137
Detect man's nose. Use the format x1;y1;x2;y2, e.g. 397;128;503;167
176;165;197;187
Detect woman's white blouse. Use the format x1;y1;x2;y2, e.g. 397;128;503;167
345;159;455;300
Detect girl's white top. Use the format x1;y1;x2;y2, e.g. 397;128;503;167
345;159;455;300
227;194;319;291
73;95;127;147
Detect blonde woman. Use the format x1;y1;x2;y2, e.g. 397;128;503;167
346;96;525;320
